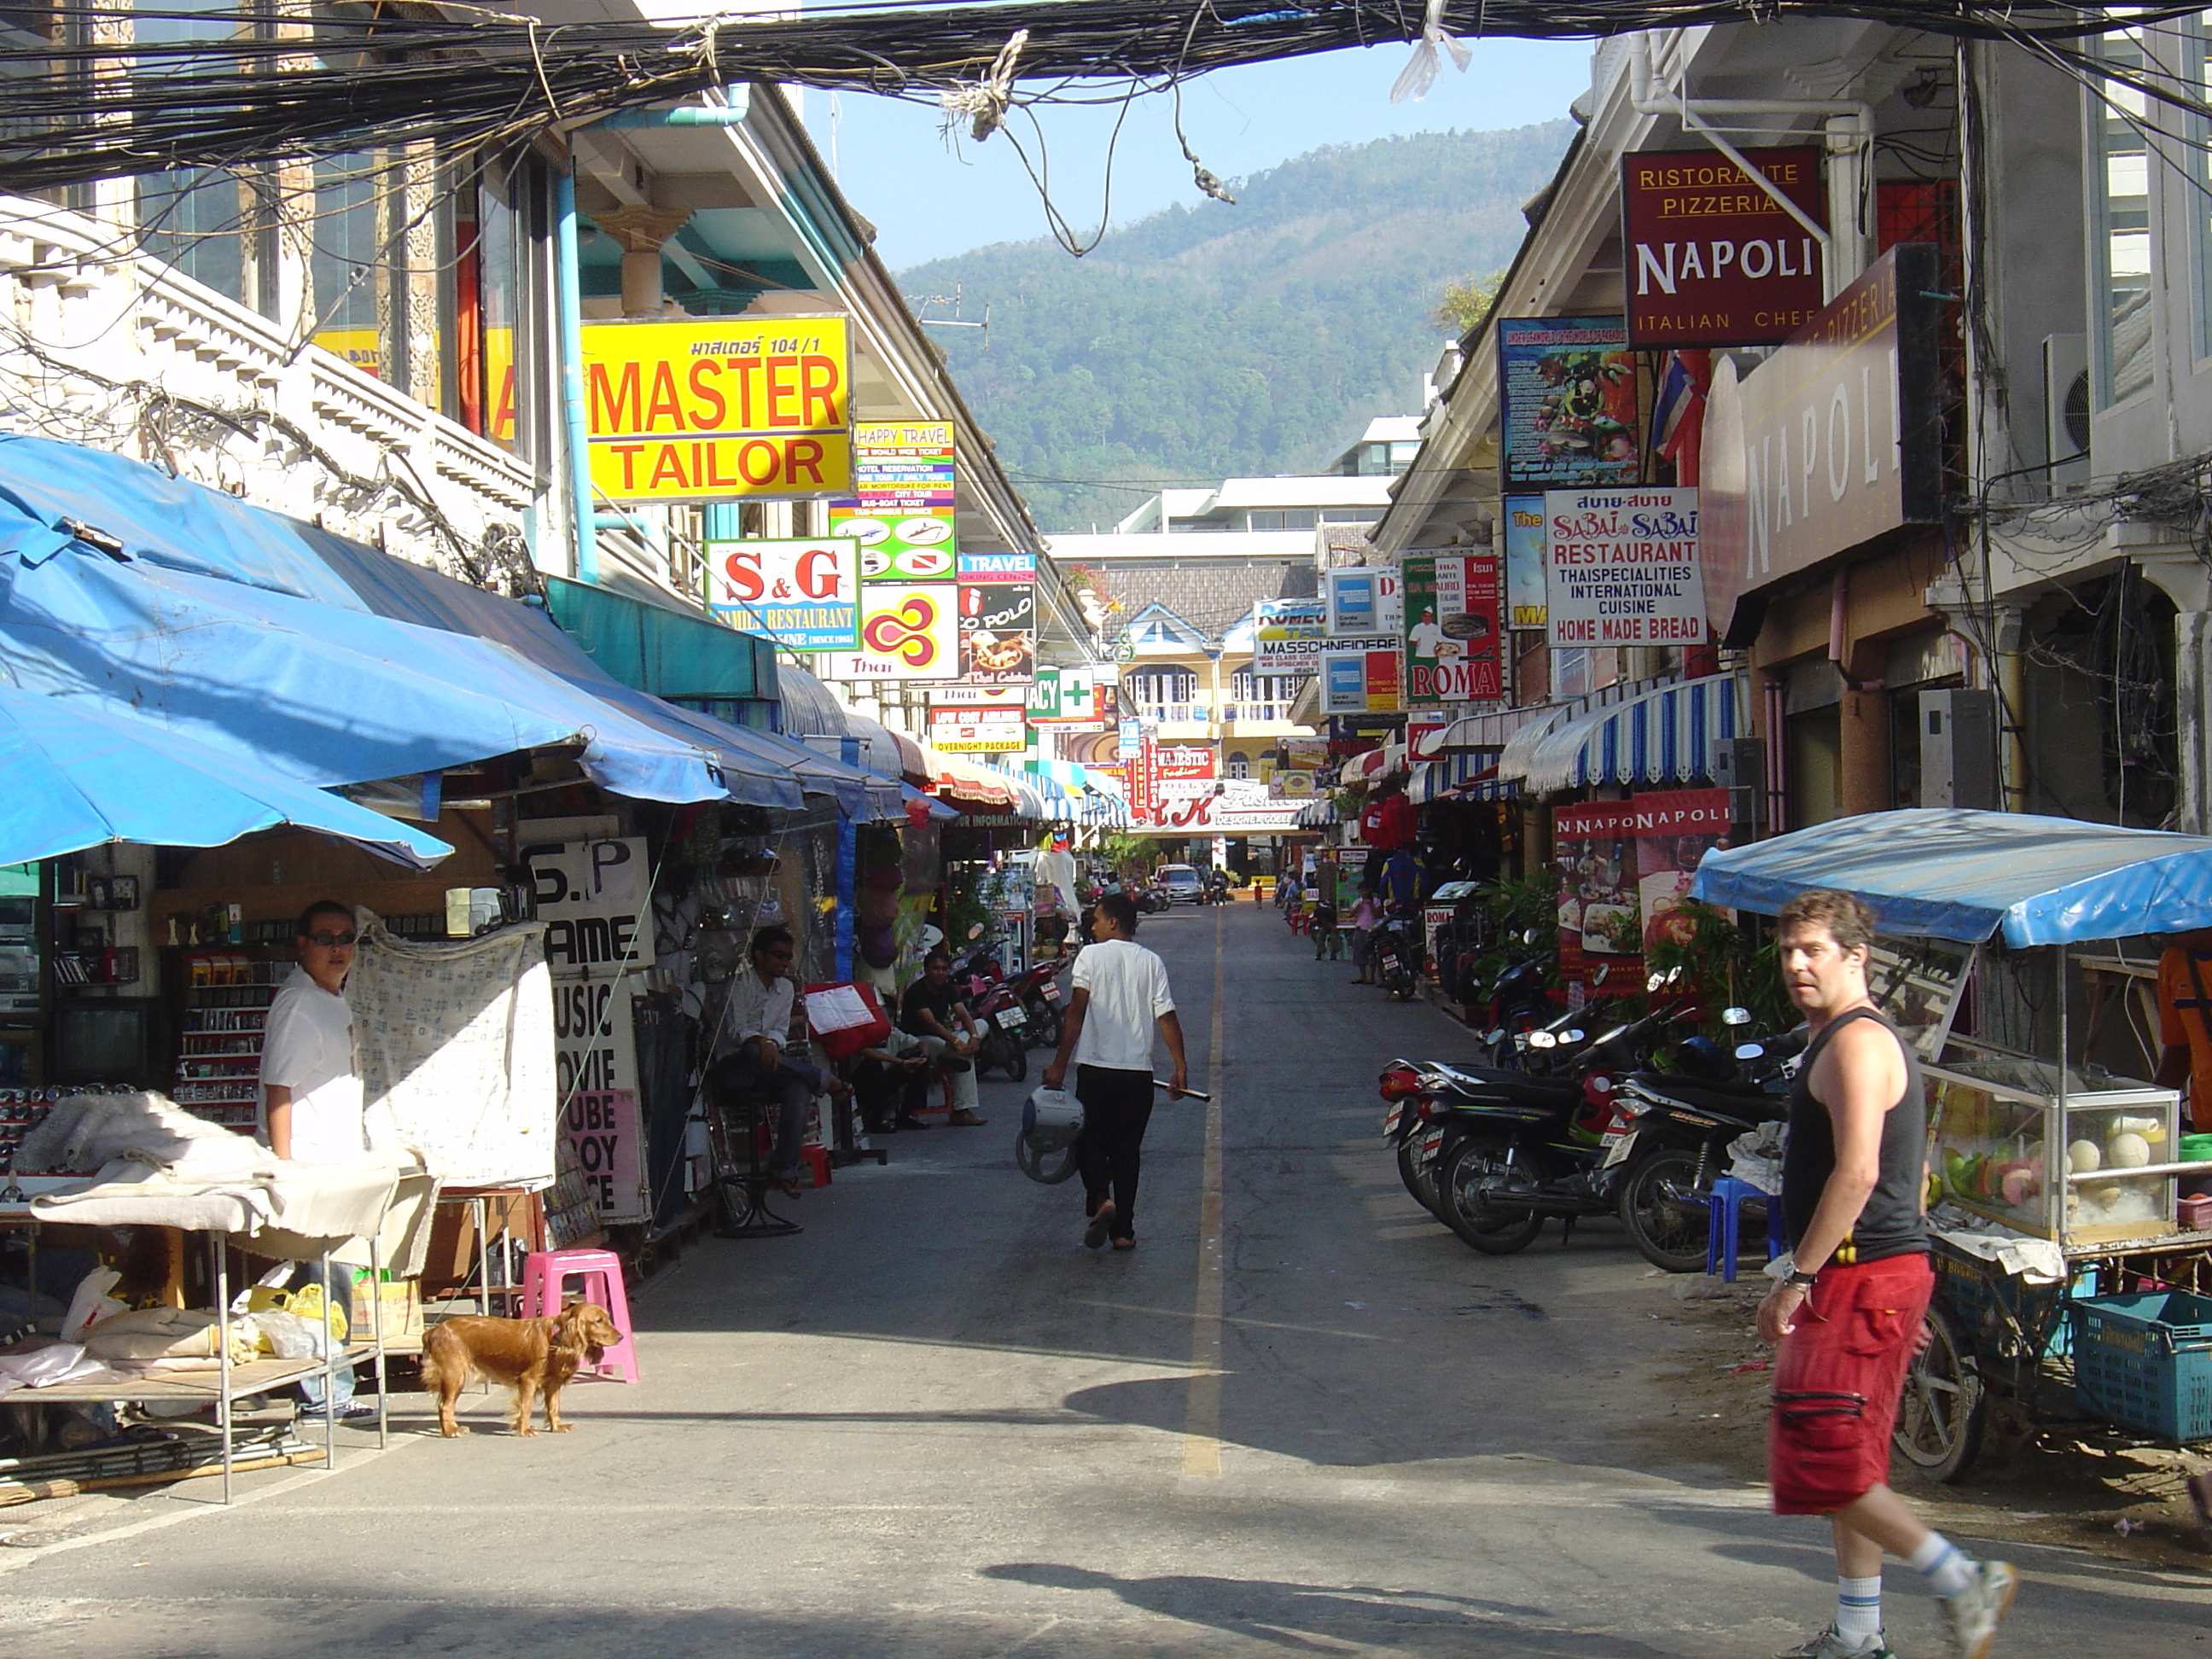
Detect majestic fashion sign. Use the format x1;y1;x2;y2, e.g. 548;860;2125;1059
1621;148;1825;348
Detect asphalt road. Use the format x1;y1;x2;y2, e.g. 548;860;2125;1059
4;904;2203;1656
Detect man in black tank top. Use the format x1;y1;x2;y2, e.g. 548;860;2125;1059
1759;890;2016;1659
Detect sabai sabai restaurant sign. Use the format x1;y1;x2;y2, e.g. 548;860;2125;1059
582;317;852;501
1622;148;1825;348
1545;487;1705;648
523;839;653;1225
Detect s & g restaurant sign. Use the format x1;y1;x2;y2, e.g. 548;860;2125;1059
1699;244;1944;642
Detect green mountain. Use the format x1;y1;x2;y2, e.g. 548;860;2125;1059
898;121;1575;533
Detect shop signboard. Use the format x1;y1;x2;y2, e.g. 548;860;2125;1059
1504;496;1548;626
958;582;1035;685
1403;553;1504;705
1632;789;1731;958
1321;636;1403;714
1027;666;1099;725
1699;245;1943;642
1138;777;1310;834
1254;596;1329;672
1325;568;1399;636
1553;801;1641;1005
930;684;1025;708
703;537;860;651
524;838;651;1225
958;550;1035;584
1118;717;1144;759
812;584;958;680
1155;746;1216;783
1544;486;1705;649
833;420;957;579
927;707;1025;753
1498;316;1640;490
1621;148;1825;348
580;317;852;502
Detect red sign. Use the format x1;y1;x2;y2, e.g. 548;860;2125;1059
1631;789;1731;957
1622;147;1825;348
1155;747;1216;783
1555;801;1642;1000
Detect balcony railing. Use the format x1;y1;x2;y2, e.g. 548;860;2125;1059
0;194;541;579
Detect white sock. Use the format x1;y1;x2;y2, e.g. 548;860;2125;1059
1836;1575;1883;1643
1907;1533;1976;1598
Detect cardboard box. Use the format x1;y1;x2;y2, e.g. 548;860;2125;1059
349;1276;423;1338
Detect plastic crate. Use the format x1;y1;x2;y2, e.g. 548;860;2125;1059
2068;1289;2212;1443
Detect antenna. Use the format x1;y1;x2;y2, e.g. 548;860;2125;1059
914;282;990;347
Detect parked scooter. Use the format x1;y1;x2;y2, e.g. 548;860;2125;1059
1369;904;1423;1000
1009;958;1068;1049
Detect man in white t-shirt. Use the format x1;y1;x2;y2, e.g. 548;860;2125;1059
259;899;372;1417
1042;891;1187;1251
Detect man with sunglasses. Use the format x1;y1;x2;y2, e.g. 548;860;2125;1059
260;899;375;1418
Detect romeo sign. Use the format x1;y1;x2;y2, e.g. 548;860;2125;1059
1622;148;1825;347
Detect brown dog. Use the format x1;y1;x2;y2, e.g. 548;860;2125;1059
418;1301;623;1438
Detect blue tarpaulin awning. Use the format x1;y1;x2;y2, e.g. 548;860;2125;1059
0;684;451;869
1690;809;2212;946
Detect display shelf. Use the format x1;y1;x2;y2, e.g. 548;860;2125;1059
17;1348;377;1406
172;952;282;1132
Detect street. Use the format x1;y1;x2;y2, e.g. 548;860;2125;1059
3;906;2203;1656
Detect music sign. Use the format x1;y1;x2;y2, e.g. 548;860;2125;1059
1622;148;1825;347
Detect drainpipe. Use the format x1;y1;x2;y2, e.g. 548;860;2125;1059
1628;34;1876;300
553;167;597;585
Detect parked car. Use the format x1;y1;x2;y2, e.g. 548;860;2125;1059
1155;864;1206;905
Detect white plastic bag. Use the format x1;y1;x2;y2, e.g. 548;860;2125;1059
247;1307;329;1362
59;1266;124;1343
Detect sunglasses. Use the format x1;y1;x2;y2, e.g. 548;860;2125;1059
304;930;358;947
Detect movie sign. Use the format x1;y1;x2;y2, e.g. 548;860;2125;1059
581;318;851;502
1545;486;1705;649
1499;316;1640;489
958;584;1034;685
1403;553;1504;705
1622;148;1825;348
524;839;651;1224
705;538;859;651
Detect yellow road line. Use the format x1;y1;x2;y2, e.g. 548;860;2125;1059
1182;905;1226;1478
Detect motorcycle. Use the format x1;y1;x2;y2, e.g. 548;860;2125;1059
968;976;1031;1081
1606;1018;1804;1272
1379;971;1697;1255
1010;958;1068;1049
1370;905;1422;1000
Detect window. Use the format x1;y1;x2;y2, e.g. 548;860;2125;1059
1225;751;1250;779
2094;28;2155;405
1245;509;1318;531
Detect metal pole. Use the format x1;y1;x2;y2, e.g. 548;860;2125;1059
319;1245;335;1469
370;1237;389;1450
554;168;598;586
215;1237;231;1505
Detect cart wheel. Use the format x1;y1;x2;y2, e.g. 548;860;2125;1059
1895;1298;1985;1483
1014;1127;1081;1185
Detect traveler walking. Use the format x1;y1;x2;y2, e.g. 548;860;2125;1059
1040;891;1187;1251
1761;889;2015;1659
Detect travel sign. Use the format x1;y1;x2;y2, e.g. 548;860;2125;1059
580;318;853;501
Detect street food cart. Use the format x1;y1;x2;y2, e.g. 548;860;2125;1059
1692;809;2212;1478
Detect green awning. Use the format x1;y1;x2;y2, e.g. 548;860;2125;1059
543;575;779;704
0;862;37;898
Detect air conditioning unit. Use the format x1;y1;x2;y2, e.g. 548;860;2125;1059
2042;334;2090;491
1712;736;1767;827
1920;689;1999;810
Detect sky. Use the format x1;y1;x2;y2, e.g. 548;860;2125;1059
803;38;1596;271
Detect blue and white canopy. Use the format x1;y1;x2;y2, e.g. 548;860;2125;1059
1690;808;2212;946
1520;672;1745;795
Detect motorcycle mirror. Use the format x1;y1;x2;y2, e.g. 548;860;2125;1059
968;923;984;939
1734;1042;1766;1061
1592;963;1610;986
1528;1030;1556;1049
1666;965;1685;986
1722;1005;1753;1025
1644;972;1664;992
1562;1028;1585;1044
1483;1027;1505;1044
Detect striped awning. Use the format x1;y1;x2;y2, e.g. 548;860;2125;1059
1522;672;1746;794
1412;754;1505;804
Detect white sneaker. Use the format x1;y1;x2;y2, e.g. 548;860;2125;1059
1937;1559;2018;1659
1776;1625;1895;1659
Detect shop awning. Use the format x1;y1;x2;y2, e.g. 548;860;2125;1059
921;746;1019;808
0;684;451;869
1412;756;1504;805
1432;704;1564;754
0;435;808;809
1522;672;1743;795
540;573;777;702
1497;704;1571;783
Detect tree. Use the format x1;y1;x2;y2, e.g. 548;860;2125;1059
1431;270;1505;337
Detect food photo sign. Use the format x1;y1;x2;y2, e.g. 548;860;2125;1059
1499;316;1641;489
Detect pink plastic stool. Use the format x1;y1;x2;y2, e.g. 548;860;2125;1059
521;1248;638;1383
799;1144;833;1188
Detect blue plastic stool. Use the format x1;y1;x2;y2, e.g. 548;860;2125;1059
1705;1176;1786;1281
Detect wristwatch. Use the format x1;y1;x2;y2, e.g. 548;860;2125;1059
1783;1264;1819;1289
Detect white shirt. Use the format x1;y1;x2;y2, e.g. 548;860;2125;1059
260;970;366;1162
1071;939;1175;1074
726;969;795;1050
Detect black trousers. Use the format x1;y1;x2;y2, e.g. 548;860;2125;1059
1075;1064;1155;1239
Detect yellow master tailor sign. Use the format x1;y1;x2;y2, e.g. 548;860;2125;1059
580;318;853;501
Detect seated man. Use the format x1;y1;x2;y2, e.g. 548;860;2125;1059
711;925;820;1196
899;950;987;1127
849;1025;931;1134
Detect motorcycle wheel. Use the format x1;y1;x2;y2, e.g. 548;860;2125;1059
1029;1006;1063;1050
1894;1297;1985;1482
1396;1137;1441;1218
999;1035;1028;1083
1619;1148;1714;1272
1014;1127;1082;1185
1436;1133;1547;1254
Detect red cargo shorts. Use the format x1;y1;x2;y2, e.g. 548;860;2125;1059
1769;1253;1934;1516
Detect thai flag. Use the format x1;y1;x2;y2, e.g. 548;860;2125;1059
1650;350;1712;485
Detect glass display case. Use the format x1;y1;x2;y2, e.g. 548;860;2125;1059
1927;1035;2181;1247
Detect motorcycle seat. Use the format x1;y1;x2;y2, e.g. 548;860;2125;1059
1625;1072;1779;1119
